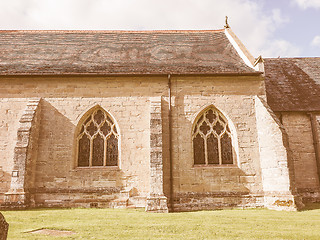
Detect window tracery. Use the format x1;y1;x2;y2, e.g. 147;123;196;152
77;108;119;167
192;107;233;165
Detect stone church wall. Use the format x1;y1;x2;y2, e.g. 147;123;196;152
281;112;320;202
0;76;169;208
255;98;298;210
0;99;28;203
168;75;267;211
0;74;309;210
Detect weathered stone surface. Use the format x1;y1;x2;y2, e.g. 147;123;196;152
255;97;300;210
172;192;263;212
281;112;320;203
4;98;41;208
0;56;319;211
146;97;168;213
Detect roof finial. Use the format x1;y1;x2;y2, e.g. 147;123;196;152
224;16;230;28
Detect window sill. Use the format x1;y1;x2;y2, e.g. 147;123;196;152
192;164;238;168
72;166;120;171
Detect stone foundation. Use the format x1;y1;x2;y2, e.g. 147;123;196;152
172;192;264;212
297;188;320;203
263;192;302;211
145;195;168;213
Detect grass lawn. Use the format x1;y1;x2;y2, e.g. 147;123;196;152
2;204;320;240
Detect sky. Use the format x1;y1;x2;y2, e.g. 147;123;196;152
0;0;319;58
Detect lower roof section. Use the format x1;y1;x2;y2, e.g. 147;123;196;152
264;57;320;112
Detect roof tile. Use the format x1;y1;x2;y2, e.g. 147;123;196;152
264;58;320;112
0;30;256;75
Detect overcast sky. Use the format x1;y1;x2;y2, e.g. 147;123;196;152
1;0;319;58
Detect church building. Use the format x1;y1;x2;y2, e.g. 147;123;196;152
0;25;319;212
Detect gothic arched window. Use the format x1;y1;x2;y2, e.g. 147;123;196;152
77;108;119;167
192;107;233;165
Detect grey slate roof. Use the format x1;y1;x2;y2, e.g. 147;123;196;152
0;30;257;75
264;58;320;112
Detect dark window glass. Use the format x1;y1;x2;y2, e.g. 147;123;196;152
86;122;97;136
94;110;105;125
206;109;216;123
107;134;118;166
101;122;111;136
92;134;104;166
207;134;219;164
221;133;233;164
78;134;90;167
77;108;118;167
213;121;224;135
193;134;205;164
193;107;234;166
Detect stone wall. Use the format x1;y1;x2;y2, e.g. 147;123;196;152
4;98;41;207
1;74;310;211
281;112;320;202
0;76;168;208
0;99;28;203
169;75;266;210
316;115;320;185
255;97;298;210
145;97;168;212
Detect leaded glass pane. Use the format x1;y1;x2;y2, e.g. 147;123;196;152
107;134;118;166
101;122;111;136
221;133;233;164
78;134;90;167
193;134;205;164
193;107;234;166
94;110;105;125
77;108;118;167
206;109;216;123
207;134;219;164
200;121;210;135
213;121;224;135
92;134;104;166
86;122;97;136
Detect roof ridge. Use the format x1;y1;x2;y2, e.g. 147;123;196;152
0;29;225;34
265;57;320;60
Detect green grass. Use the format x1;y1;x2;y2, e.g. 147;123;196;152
2;204;320;240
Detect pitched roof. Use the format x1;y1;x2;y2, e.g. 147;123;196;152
0;30;258;75
264;57;320;112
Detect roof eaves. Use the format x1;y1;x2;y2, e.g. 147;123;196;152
0;71;263;77
0;29;226;34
